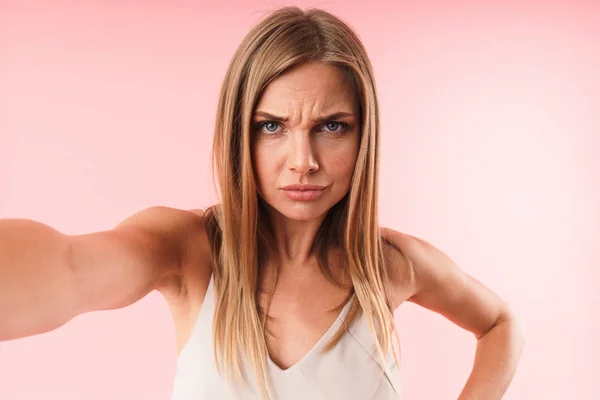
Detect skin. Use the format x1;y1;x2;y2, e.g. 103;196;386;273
251;61;360;262
0;61;523;399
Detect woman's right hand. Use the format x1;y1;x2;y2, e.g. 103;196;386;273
0;206;206;341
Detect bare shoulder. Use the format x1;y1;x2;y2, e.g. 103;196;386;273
379;227;420;308
152;207;213;303
181;208;213;295
380;226;459;298
380;226;470;306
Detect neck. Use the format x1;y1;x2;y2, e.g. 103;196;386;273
267;209;327;267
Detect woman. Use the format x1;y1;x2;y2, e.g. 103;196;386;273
0;6;524;400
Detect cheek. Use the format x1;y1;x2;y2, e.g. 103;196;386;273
322;138;359;180
331;154;357;180
252;143;280;187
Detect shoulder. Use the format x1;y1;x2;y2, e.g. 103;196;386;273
379;227;421;307
380;226;455;286
382;227;438;264
150;207;213;302
380;227;451;304
380;227;422;273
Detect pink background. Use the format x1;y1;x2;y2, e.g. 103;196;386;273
1;0;598;398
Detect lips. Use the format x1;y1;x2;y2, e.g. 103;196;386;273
280;184;326;201
281;184;326;191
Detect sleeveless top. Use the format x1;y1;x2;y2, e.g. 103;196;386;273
171;274;403;399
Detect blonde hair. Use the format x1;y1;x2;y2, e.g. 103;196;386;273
204;6;414;399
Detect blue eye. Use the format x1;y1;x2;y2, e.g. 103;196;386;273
257;121;280;134
255;120;350;135
325;122;341;132
323;121;351;135
264;122;279;132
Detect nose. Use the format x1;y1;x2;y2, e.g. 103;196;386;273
287;132;319;175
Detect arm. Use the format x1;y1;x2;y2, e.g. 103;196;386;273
385;229;525;400
0;206;206;341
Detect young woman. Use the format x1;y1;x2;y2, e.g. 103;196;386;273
0;6;524;400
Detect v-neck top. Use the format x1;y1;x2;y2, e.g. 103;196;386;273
170;274;403;399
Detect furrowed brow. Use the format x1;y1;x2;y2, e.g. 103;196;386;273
253;111;356;123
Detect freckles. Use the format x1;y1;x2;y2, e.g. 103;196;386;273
327;151;357;176
326;140;358;171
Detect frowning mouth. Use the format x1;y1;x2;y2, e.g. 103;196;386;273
281;184;326;191
280;184;326;201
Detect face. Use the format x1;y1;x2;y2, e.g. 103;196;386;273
251;61;361;222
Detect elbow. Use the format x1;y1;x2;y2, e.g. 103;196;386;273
480;309;526;354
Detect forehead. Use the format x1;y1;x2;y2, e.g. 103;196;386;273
255;62;358;113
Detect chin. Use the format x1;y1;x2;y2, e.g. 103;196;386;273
263;198;333;222
282;207;328;221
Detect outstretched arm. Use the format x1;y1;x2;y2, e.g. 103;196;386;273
0;206;205;341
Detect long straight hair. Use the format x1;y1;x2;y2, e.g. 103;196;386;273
204;6;415;399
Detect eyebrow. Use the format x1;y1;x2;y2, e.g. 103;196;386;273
253;111;356;123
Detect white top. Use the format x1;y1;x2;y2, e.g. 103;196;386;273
171;274;403;399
